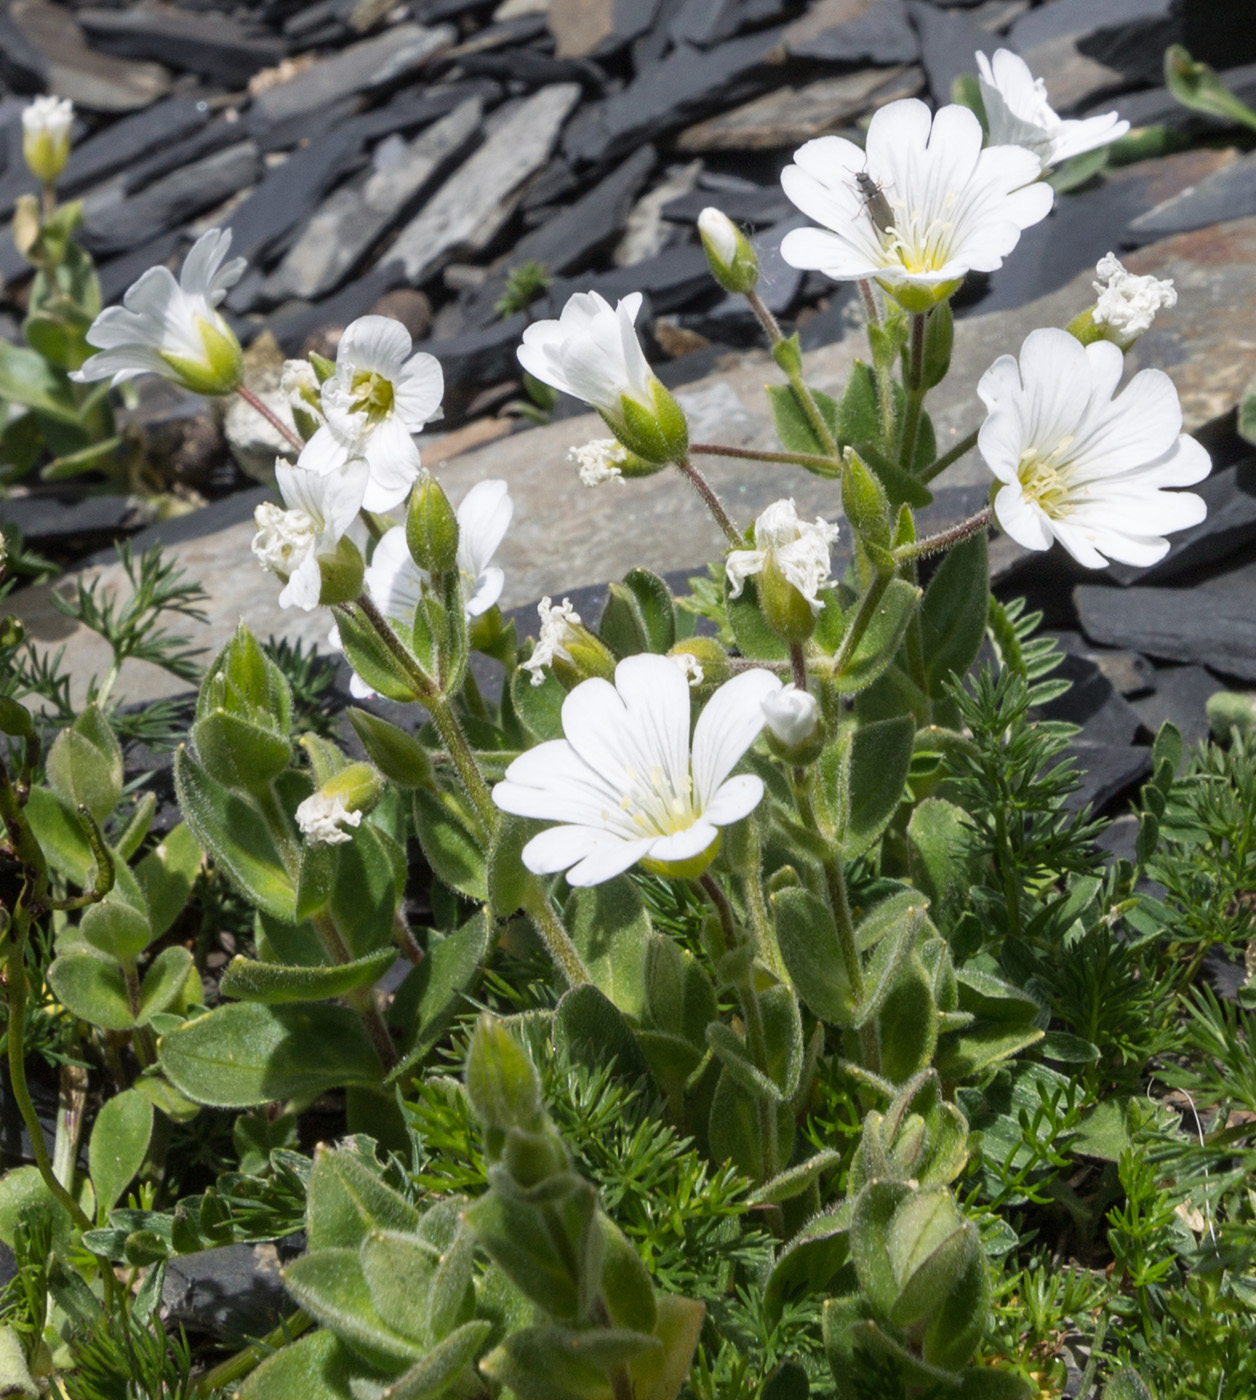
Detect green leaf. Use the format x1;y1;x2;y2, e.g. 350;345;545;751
381;1321;493;1400
830;578;919;693
564;878;652;1019
600;568;677;657
412;788;487;902
174;747;296;922
159;1002;384;1108
220;947;396;1004
139;947;194;1022
1164;44;1256;133
306;1145;420;1252
238;1330;366;1400
331;823;401;959
89;1090;153;1218
360;1229;440;1342
479;1325;619;1400
41;435;124;482
388;910;491;1079
0;341;82;424
907;799;971;935
766;382;840;464
47;946;137;1030
642;933;715;1047
760;983;803;1101
707;1066;792;1182
835;715;914;860
283;1249;426;1370
1046;145;1110;193
1239;373;1256;446
24;786;93;885
0;1166;74;1254
134;822;203;939
46;729;118;826
707;1021;784;1103
852;896;929;1030
1104;1369;1155;1400
191;710;292;791
920;532;988;694
773;886;855;1027
486;814;533;917
80;893;153;963
601;1216;657;1334
510;666;567;741
876;956;938;1085
554;984;649;1082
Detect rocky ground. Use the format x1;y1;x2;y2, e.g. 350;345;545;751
3;0;1256;835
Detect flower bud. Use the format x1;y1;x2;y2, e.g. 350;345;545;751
323;760;384;815
841;449;892;557
466;1014;543;1139
522;596;617;690
760;555;819;643
698;207;759;295
22;96;73;186
161;317;244;396
406;469;460;576
762;683;824;764
347;707;434;789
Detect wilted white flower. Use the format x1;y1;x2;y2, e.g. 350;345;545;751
493;653;782;886
22;95;73;184
251;459;367;610
762;684;820;749
295;791;362;846
725;499;839;615
672;652;704;687
299;315;443;514
569;438;628;487
281;359;323;419
1091;253;1177;344
518;292;687;462
72;228;245;395
780;98;1053;311
976;49;1129;172
978;327;1210;569
523;596;583;686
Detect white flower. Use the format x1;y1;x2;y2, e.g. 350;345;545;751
976;49;1129;172
72;228;245;395
1091;253;1177;344
281;359;323;420
779;99;1053;310
22;96;73;184
523;596;582;687
251;459;367;610
493;653;782;886
569;438;628;487
978;327;1210;569
672;652;704;687
295;791;362;847
298;315;444;514
725;499;839;615
518;291;656;419
762;684;820;748
698;207;738;265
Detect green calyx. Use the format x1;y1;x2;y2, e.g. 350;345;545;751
606;379;689;465
406;470;460;576
880;276;963;316
161;317;243;395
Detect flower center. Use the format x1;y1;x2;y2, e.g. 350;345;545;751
349;369;395;423
880;197;957;275
1017;436;1077;515
620;764;698;837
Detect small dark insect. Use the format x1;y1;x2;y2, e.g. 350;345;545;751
854;171;895;238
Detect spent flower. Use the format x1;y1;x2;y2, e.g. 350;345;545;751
299;315;444;513
295;791;362;847
726;499;839;615
569;439;628;487
976;49;1130;172
72;228;245;395
493;653;782;885
779;99;1052;311
978;326;1210;569
1090;253;1178;346
22;96;73;185
252;460;367;610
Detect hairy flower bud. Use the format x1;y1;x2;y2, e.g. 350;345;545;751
22;96;73;185
522;596;617;690
698;207;759;295
762;683;824;764
406;469;460;576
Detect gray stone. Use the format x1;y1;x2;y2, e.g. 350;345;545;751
456;46;606;91
265;97;483;302
97;232;182;306
564;25;787;165
785;0;918;64
697;213;808;335
1010;0;1181;85
1110;61;1256;131
162;1244;288;1345
614;159;702;266
1131;664;1223;749
421;312;530;403
248;22;456;136
545;243;712;316
548;0;663;58
1075;562;1256;681
5;0;171;112
677;64;921;151
671;0;742;48
76;7;286;88
1;490;150;547
389;83;581;284
0;6;48;89
1014;35;1125;115
663;179;794;227
1127;151;1256;245
119;118;249;200
265;261;408;354
1066;744;1152;815
906;1;991;105
80;141;263;258
1040;650;1143;747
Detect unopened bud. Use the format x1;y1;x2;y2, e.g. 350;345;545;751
22;96;73;186
466;1014;542;1140
762;683;824;764
406;469;460;576
347;707;434;789
323;761;383;817
841;449;892;554
698;207;759;295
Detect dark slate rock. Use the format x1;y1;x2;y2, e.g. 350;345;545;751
0;95;209;220
546;242;713;316
1050;634;1156;699
263;260;407;353
76;7;286;87
1130;664;1222;749
463;145;657;327
421;312;529;398
695;212;807;337
633;0;686;67
416;0;497;19
906;1;990;106
458;48;608;92
1066;743;1152;815
1105;457;1256;587
97;231;181;306
1040;651;1143;747
1009;0;1182;85
1107;61;1256;130
1200;947;1248;1003
662;181;793;227
119;117;247;198
247;22;456;139
0;5;48;89
81;141;263;258
0;489;145;545
0;1064;58;1163
0;223;31;288
797;282;859;349
1182;0;1256;70
671;0;743;48
161;1244;288;1345
1126;152;1256;245
785;0;918;65
353;79;503;144
564;26;787;165
1074;562;1256;681
520;158;581;213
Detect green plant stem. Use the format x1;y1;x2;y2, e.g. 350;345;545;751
741;817;786;982
747;288;839;459
893;507;991;563
788;642;808;693
236;384;304;453
824;568;892;682
860;283;897;453
675;456;743;545
898;312;927;470
312;911;398;1070
920;428;979;484
901;561;931;727
522;884;592;988
689;441;839;477
699;873;780;1183
194;1310;313;1395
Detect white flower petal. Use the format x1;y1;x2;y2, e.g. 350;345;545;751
338;314;411;377
394;353;445;429
701;773;766;828
691;667;781;809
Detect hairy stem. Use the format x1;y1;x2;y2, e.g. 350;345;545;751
689;441;839;477
826;568;891;682
893;506;991;563
522;884;592;988
747;289;839;459
898;312;927;471
675;456;743;546
236;384;304;453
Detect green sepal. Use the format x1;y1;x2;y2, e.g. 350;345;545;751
599;568;676;657
347;709;433;789
920;301;952;389
191;710;293;791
